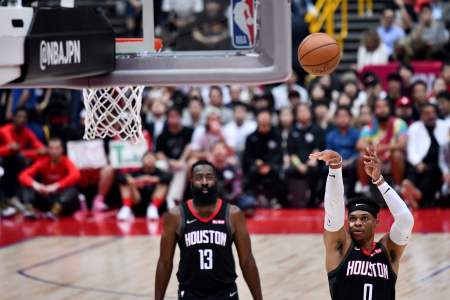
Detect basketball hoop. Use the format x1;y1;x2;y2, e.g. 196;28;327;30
82;85;145;142
82;38;162;143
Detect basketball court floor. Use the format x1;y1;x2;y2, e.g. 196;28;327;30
1;209;449;300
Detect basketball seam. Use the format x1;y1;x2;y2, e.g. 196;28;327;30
297;32;328;55
300;51;341;67
299;42;339;61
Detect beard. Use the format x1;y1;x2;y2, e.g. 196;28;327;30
191;184;218;206
376;114;390;123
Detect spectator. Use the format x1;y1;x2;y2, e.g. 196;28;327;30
406;103;449;206
439;127;450;203
190;108;224;159
398;63;415;97
243;109;283;207
411;80;429;120
440;61;450;92
378;7;406;55
19;138;80;219
156;107;193;208
227;85;251;109
355;104;373;129
223;102;256;157
0;128;15;216
210;141;255;212
395;96;415;125
189;0;231;50
357;98;408;193
117;152;172;220
252;93;275;112
409;3;449;59
361;72;387;106
143;96;167;143
430;77;448;102
286;103;324;207
204;85;233;124
357;30;389;70
385;73;405;109
271;71;308;110
326;106;360;197
436;91;450;122
391;0;417;34
313;101;333;134
278;106;294;157
182;96;204;128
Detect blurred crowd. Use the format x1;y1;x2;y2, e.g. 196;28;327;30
0;0;450;220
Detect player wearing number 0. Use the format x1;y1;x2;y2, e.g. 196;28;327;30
155;160;263;300
310;147;414;300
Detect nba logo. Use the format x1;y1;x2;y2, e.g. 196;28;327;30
231;0;256;49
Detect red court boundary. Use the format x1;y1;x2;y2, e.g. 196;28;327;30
1;209;449;247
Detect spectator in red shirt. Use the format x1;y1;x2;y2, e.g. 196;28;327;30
1;108;47;201
19;138;80;219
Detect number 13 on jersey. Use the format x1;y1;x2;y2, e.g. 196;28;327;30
199;249;213;270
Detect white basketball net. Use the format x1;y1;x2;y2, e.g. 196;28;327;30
82;86;145;142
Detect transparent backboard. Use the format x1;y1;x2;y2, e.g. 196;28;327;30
4;0;291;88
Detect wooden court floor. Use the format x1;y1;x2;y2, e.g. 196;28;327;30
1;234;449;300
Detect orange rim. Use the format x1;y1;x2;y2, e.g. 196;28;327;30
115;37;163;51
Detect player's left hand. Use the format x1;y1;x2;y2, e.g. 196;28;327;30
363;146;382;181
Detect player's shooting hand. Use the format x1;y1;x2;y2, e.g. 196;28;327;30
309;150;342;166
362;146;381;181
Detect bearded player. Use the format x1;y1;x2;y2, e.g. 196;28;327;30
310;146;414;300
155;160;263;300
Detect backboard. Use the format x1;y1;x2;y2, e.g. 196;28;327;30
2;0;292;88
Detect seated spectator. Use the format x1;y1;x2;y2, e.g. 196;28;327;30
271;71;308;110
223;102;256;157
203;85;233;124
357;30;389;70
243;109;283;207
182;96;204;128
357;98;408;193
439;127;450;203
210;141;255;213
313;101;333;134
395;96;415;125
406;104;449;207
411;80;429;120
156;107;193;208
326;106;360;198
19;138;80;219
429;77;448;103
440;60;450;92
1;108;46;203
361;72;387;106
117;152;172;220
437;91;450;122
143;96;167;143
189;0;231;50
355;104;373;129
397;63;415;97
409;3;449;59
378;7;406;55
385;73;405;109
286;103;324;207
391;0;417;34
190;108;224;160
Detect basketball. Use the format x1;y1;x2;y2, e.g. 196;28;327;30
298;32;341;76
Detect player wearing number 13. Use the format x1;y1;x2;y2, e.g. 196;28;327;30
310;147;414;300
155;160;263;300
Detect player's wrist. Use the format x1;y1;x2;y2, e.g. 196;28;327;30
329;157;342;169
372;175;384;186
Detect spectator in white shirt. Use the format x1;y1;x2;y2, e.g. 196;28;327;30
357;30;389;70
272;71;308;110
223;102;256;157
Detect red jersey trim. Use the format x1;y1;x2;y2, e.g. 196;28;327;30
187;199;223;223
361;242;377;256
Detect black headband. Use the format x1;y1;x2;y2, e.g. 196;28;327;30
348;203;379;217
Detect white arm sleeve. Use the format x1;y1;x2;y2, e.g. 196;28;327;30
324;167;345;232
377;182;414;245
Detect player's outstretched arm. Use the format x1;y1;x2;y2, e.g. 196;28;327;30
155;208;179;300
231;206;263;300
363;147;414;273
309;150;351;272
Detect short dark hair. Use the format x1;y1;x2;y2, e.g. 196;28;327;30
256;108;272;117
188;96;204;107
14;106;27;116
191;160;217;176
387;73;403;83
347;196;380;217
209;85;223;97
412;80;427;90
335;105;353;117
397;63;414;73
436;91;450;101
419;102;438;114
49;137;63;145
166;106;182;116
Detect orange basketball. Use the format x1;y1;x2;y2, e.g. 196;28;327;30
298;33;341;76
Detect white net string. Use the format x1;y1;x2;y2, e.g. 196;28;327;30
82;86;145;143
